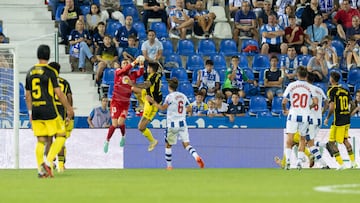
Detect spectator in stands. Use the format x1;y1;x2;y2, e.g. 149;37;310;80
222;55;258;100
196;59;221;99
113;16;138;58
213;92;228;116
300;0;322;30
122;34;140;61
185;0;198;11
264;55;284;103
100;0;125;25
276;0;295;15
304;14;327;55
233;1;258;45
285;14;308;55
86;3;107;36
95;34;119;82
143;0;168;29
321;35;338;68
260;13;287;54
50;0;89;20
166;0;177;14
226;93;246;122
229;0;244;19
59;0;84;45
344;36;360;70
346;15;360;45
206;99;218;117
68;19;97;72
318;0;336;20
351;89;360;117
0;55;10;68
141;30;163;63
258;0;278;27
0;32;8;44
190;0;216;38
307;47;328;82
280;46;300;85
334;0;360;41
189;91;208;116
92;21;106;54
169;0;194;39
252;0;266;17
278;4;292;29
87;96;111;128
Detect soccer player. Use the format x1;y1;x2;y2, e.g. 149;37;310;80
282;66;317;170
103;57;145;153
129;62;162;151
48;62;74;172
324;71;358;170
305;72;329;168
146;77;205;169
25;45;74;178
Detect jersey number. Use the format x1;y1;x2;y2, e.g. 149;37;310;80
339;96;349;111
292;93;308;108
178;101;184;113
31;78;41;99
55;83;65;100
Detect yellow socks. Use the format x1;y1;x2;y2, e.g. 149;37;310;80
35;141;45;171
142;128;155;143
46;136;66;167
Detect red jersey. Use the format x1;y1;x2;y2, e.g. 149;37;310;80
112;64;144;104
334;8;360;29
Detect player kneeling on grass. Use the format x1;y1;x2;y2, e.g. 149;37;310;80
146;77;205;170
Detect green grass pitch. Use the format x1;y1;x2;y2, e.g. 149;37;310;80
0;169;359;203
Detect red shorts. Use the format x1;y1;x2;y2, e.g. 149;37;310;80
110;101;129;119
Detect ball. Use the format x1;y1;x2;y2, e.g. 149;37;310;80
138;55;145;63
122;76;130;84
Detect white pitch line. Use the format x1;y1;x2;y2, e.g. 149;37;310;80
314;184;360;194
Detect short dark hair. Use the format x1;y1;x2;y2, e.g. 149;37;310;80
168;77;179;91
148;62;159;72
231;55;239;59
330;71;340;82
297;66;308;78
48;61;60;73
37;44;50;60
205;59;214;66
307;71;315;83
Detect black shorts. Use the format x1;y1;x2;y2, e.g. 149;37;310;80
261;43;281;53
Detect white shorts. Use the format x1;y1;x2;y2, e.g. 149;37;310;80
307;124;320;140
286;120;309;136
166;127;190;145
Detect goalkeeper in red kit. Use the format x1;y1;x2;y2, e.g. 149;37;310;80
103;56;145;153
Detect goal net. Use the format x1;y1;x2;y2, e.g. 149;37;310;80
0;45;20;168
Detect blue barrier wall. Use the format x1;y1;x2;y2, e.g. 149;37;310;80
124;129;283;168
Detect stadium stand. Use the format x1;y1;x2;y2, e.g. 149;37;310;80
197;39;217;56
219;39;238;57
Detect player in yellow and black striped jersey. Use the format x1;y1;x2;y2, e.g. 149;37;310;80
130;62;162;151
48;62;74;172
25;45;74;178
324;71;357;169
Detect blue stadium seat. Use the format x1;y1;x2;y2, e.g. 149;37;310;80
107;83;114;99
314;82;328;94
197;39;217;56
243;68;254;80
170;68;188;82
150;22;168;40
101;68;115;85
191;70;199;87
248;95;271;117
238;53;249;69
252;54;270;72
19;83;25;97
132;21;147;41
241;39;259;56
218;68;227;84
331;40;345;58
164;53;182;69
177;39;195;57
161;80;169;98
347;68;360;85
219;39;238;57
178;81;195;99
339;81;350;91
20;95;28;115
120;0;135;6
354;82;360;93
80;5;90;16
209;54;226;71
161;39;174;58
55;4;65;21
186;54;204;71
106;20;122;37
123;6;140;22
298;54;312;66
295;7;304;19
271;96;284;116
